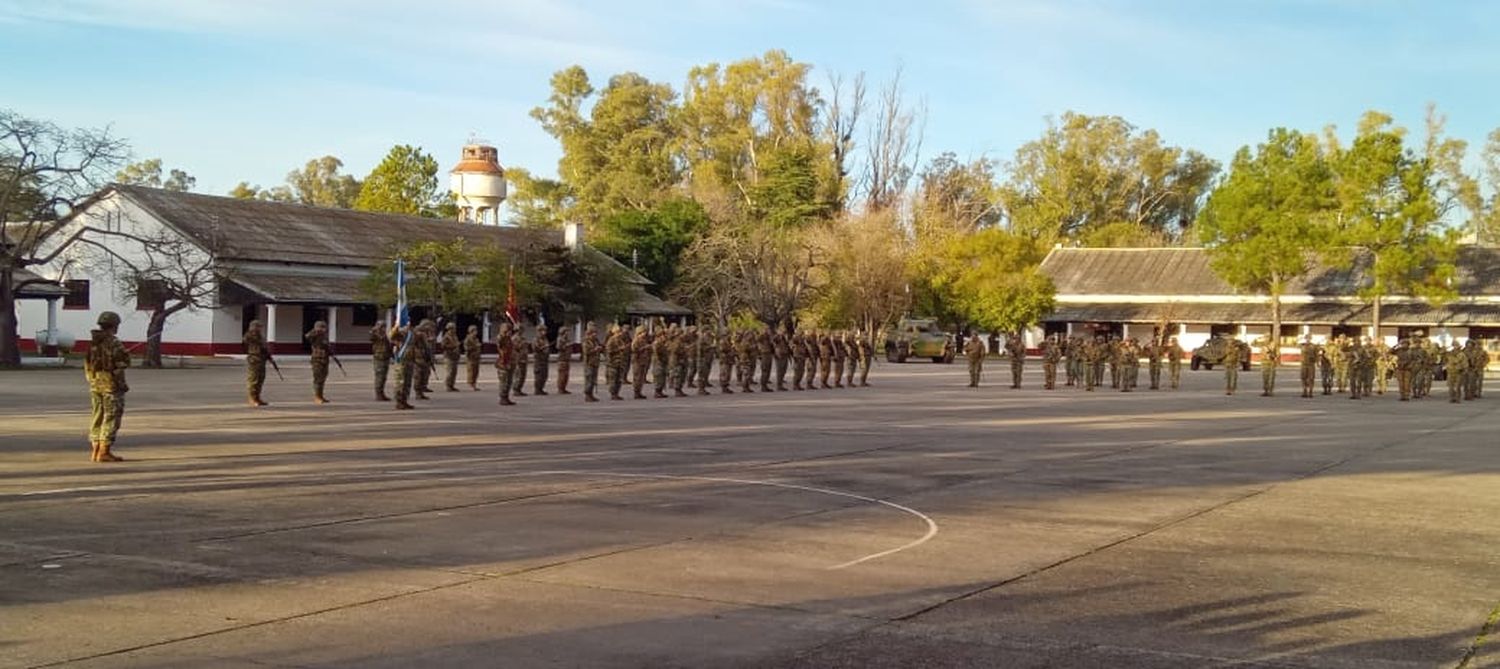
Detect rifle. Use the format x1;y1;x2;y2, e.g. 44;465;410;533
266;354;285;381
330;353;348;377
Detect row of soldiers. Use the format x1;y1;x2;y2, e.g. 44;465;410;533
965;334;1188;392
358;319;877;409
1285;335;1488;402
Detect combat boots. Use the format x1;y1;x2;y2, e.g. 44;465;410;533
698;386;711;396
89;441;100;462
376;391;391;402
96;443;123;462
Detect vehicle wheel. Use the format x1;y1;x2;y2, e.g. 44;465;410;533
896;351;908;364
931;356;945;363
885;346;900;363
942;351;955;364
1190;356;1202;371
1242;360;1251;372
1204;363;1214;371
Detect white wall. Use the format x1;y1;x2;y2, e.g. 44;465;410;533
17;192;219;351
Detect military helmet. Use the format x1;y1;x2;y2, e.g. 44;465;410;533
314;320;327;329
97;311;122;327
468;324;478;333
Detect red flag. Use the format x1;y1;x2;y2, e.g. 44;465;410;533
505;263;520;324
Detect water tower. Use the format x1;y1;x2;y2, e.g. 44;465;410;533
450;141;506;225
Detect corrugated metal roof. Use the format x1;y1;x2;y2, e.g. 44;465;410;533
1039;246;1500;297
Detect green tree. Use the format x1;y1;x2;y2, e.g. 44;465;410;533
594;198;708;290
504;167;573;229
1199;128;1337;361
284;155;361;208
806;209;910;333
1000;112;1218;244
530;67;679;225
1326;110;1462;335
929;229;1055;335
354;145;448;218
517;245;633;324
116;158;196;191
1457;128;1500;245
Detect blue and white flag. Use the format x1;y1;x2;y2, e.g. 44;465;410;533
395;258;410;327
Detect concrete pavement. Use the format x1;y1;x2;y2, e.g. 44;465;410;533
1;360;1496;668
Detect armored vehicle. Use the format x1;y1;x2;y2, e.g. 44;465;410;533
1190;335;1252;371
884;318;955;363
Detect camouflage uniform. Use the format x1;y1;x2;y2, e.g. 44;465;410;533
964;334;986;387
531;328;550;396
758;329;775;392
718;329;737;394
371;322;392;401
1346;341;1366;400
772;330;791;391
306;320;332;403
85;312;130;462
1447;343;1469;404
1255;335;1277;397
831;331;848;389
1374;342;1393;396
1298;339;1318;398
817;332;834;389
494;324;516;406
1165;338;1184;390
631;328;653;399
581;323;601;402
1330;337;1348;393
695;327;716;395
555;326;572;395
1042;336;1062;390
244;320;271;406
671;327;693;397
1223;338;1241;395
790;332;809;390
1084;338;1103;392
1107;339;1121;389
392;324;416;410
1394;339;1415;401
1145;339;1162;391
441;323;461;392
604;325;628;400
511;334;531;397
1119;339;1139;392
413;321;434;399
1466;339;1486;400
463;326;482;390
653;325;675;398
857;330;874;387
738;331;759;393
1318;344;1334;395
1005;333;1025;389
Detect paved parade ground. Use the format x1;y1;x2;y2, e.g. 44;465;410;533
2;360;1498;668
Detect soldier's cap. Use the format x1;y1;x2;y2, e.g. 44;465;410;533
468;325;478;332
447;322;457;330
97;310;122;327
314;320;327;329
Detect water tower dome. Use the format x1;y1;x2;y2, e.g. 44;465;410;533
450;142;506;225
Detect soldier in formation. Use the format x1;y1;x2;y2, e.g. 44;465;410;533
1222;336;1241;396
1165;336;1184;390
391;322;416;410
1256;335;1277;397
371;320;392;401
305;319;332;404
441;322;461;392
1118;338;1140;392
511;330;532;397
1004;332;1026;389
463;325;482;390
494;322;517;406
413;319;435;398
581;322;601;402
605;323;628;400
531;327;551;396
1041;335;1062;390
1145;337;1163;390
85;311;130;462
1299;336;1318;398
555;324;572;395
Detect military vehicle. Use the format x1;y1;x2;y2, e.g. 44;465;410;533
885;318;955;363
1190;335;1252;371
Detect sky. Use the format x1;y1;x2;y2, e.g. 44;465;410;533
2;0;1498;202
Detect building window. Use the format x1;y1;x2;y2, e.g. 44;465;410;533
351;304;378;327
1278;323;1300;345
63;280;90;310
135;279;167;312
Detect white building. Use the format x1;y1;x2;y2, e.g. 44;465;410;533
16;184;688;356
1039;247;1500;357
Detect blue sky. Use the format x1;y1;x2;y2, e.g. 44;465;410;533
3;0;1498;200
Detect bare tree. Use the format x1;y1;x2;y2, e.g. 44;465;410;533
0;110;128;367
73;220;224;368
861;68;926;213
674;222;819;329
823;71;866;215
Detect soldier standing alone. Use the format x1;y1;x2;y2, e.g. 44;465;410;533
1005;331;1026;389
1223;337;1241;396
244;319;272;407
1165;336;1184;390
85;311;130;462
1256;335;1277;397
964;332;986;387
1447;342;1469;404
371;320;392;402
